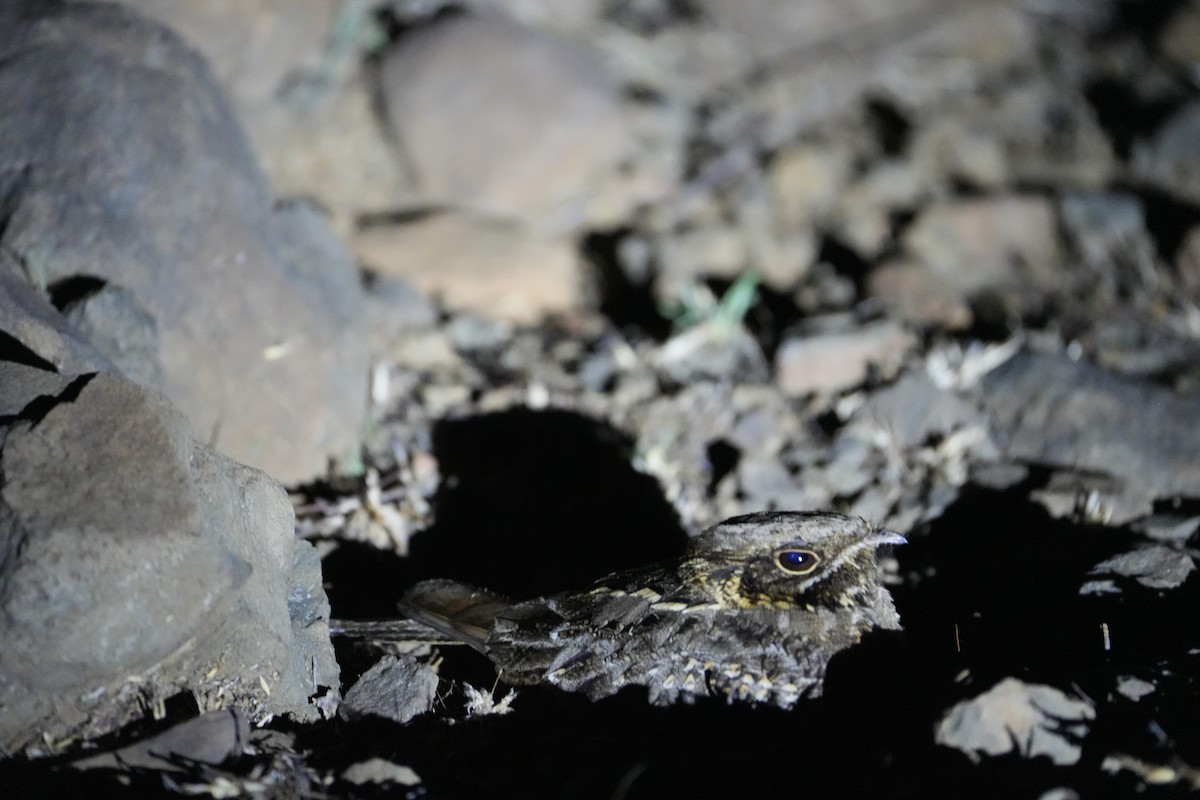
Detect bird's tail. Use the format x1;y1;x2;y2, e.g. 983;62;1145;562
397;578;513;653
327;617;462;643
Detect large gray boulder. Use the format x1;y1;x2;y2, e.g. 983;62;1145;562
0;0;367;484
0;266;339;755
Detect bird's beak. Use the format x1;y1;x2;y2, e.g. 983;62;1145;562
870;529;907;548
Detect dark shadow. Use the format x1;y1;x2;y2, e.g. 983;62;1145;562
408;407;688;598
1083;76;1184;161
0;330;58;372
320;541;414;620
45;275;106;311
865;96;913;157
581;229;673;340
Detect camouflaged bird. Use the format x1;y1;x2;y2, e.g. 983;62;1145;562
335;511;904;708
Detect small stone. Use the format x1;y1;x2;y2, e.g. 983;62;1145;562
769;142;854;228
1133;514;1200;544
1058;193;1156;279
363;273;440;348
392;331;461;371
657;321;769;384
1132;103;1200;205
935;677;1094;766
447;313;515;352
867;260;973;329
1079;579;1119;596
656;225;750;298
903;195;1062;296
420;384;473;418
775;320;914;396
1039;789;1081;800
354;212;579;323
1116;676;1155;701
340;655;439;725
910;115;1009;188
1090;545;1195;590
343;758;422;787
1174;225;1200;301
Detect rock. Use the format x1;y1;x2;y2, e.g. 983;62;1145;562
978;352;1200;521
0;263;113;379
656;320;770;384
59;283;166;395
910;82;1115;190
1132;514;1200;544
446;312;516;353
0;2;368;484
1080;311;1200;383
909;115;1009;189
353;212;579;323
867;259;973;329
256;77;414;235
656;225;751;296
340;655;439;725
769;142;854;228
1115;676;1155;702
1030;469;1153;525
0;367;339;753
775;320;914;396
903;195;1063;300
855;372;990;449
1174;224;1200;302
0;362;73;417
1132;103;1200;205
1089;545;1195;590
343;758;423;787
935;678;1094;766
861;3;1035;111
737;456;811;509
364;274;439;338
1058;193;1156;287
379;12;627;229
71;708;248;772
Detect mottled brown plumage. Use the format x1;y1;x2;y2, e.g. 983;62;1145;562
337;511;904;708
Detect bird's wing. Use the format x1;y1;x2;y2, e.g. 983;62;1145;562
398;578;514;653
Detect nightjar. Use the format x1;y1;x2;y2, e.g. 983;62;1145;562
334;511;904;709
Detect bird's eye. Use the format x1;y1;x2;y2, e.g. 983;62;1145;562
776;548;820;575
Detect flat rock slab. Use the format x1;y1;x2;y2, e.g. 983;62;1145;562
71;708;249;773
0;1;367;484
